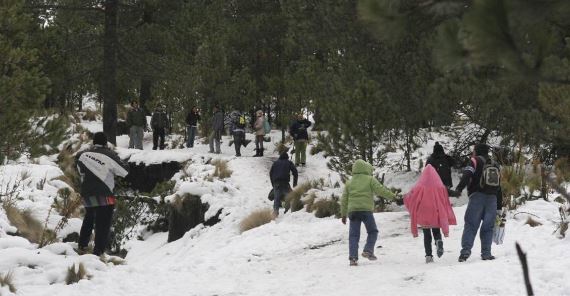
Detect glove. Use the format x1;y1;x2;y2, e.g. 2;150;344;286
341;217;347;225
395;197;404;206
447;188;460;198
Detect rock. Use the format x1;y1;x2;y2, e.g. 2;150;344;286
167;194;222;242
125;161;181;193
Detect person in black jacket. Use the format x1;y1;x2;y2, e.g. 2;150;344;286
289;113;312;166
269;152;298;218
151;105;169;150
426;142;455;188
75;132;129;255
185;106;200;148
450;143;503;262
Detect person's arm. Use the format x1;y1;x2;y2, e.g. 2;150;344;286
341;185;349;218
108;150;129;177
290;161;298;186
371;178;396;201
269;164;275;185
455;158;476;193
126;111;132;127
304;119;312;128
151;113;157;129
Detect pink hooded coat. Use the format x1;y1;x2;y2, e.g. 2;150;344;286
404;164;457;237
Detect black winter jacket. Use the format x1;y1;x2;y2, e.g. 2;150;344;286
455;155;503;210
151;111;169;130
270;153;298;185
289;119;312;141
426;153;455;187
186;111;201;126
75;145;129;199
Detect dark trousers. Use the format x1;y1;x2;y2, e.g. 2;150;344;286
423;228;442;256
78;205;115;256
153;128;166;150
233;131;245;156
273;182;291;212
255;135;264;155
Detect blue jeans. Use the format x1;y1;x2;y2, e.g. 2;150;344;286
273;182;291;212
460;192;497;257
187;126;197;147
348;211;378;260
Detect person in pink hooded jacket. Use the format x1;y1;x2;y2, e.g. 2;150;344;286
404;164;457;263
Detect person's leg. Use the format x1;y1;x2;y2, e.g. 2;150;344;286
361;212;379;255
294;141;301;165
209;131;215;152
215;130;221;153
348;212;362;260
460;193;485;258
93;205;115;256
300;141;307;165
273;185;282;217
159;128;165;149
152;130;158;150
423;228;433;257
234;132;242;156
136;127;144;149
129;126;135;148
433;228;443;257
259;135;264;156
78;207;95;249
480;194;498;258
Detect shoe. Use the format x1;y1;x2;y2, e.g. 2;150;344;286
425;255;434;263
236;153;241;157
458;254;469;262
209;150;215;153
361;251;377;261
436;240;444;258
482;255;496;261
301;163;306;167
349;259;358;266
243;140;251;147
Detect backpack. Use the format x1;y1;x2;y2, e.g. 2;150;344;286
477;156;501;192
263;118;271;134
235;114;246;129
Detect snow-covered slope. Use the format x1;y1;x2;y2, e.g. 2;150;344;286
1;122;569;296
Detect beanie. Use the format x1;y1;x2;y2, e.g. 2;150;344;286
474;143;489;156
433;142;444;155
93;132;108;146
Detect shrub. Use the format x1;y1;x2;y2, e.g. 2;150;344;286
312;199;341;218
284;182;313;212
0;272;16;293
239;209;274;233
56;143;82;192
65;263;87;285
525;217;543;227
53;188;82;219
212;159;232;179
82;110;99;121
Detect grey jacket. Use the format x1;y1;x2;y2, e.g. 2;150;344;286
212;111;224;131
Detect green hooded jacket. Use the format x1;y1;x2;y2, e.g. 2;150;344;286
340;159;396;216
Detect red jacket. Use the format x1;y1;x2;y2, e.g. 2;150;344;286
404;165;457;237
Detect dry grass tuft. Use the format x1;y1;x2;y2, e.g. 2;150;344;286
82;110;99;121
525;217;543;227
0;272;16;293
311;199;341;218
284;182;314;212
212;159;232;179
239;209;274;233
65;263;88;285
53;188;82;219
3;204;50;244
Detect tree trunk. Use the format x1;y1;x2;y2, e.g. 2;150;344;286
102;0;119;145
140;78;152;114
405;129;412;172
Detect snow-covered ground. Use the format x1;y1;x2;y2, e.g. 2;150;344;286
1;119;569;296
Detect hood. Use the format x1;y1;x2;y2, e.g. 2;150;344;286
415;164;444;188
352;159;373;176
433;142;444;155
279;152;289;160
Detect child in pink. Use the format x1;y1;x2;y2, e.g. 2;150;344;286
404;164;457;263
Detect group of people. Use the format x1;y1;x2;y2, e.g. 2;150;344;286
126;101;313;165
337;142;503;266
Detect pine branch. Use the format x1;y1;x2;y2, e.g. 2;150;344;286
25;5;103;12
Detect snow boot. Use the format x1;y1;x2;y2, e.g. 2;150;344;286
253;149;261;157
458;254;469;262
349;259;358;266
481;255;496;261
436;240;444;258
425;255;434;263
362;251;377;261
243;139;251;147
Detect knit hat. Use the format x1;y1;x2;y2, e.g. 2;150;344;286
93;132;107;146
433;142;444;155
474;143;489;156
279;152;289;160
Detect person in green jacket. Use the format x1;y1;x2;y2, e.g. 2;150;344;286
341;159;396;266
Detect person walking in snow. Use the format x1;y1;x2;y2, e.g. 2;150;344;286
185;106;200;148
229;110;250;157
209;105;224;154
289;113;312;166
253;110;266;157
340;159;396;266
450;143;504;262
151;104;169;150
75;132;129;256
426;142;455;188
126;100;147;150
403;164;457;263
269;152;298;218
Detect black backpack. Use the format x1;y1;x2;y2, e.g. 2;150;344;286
477;156;501;192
